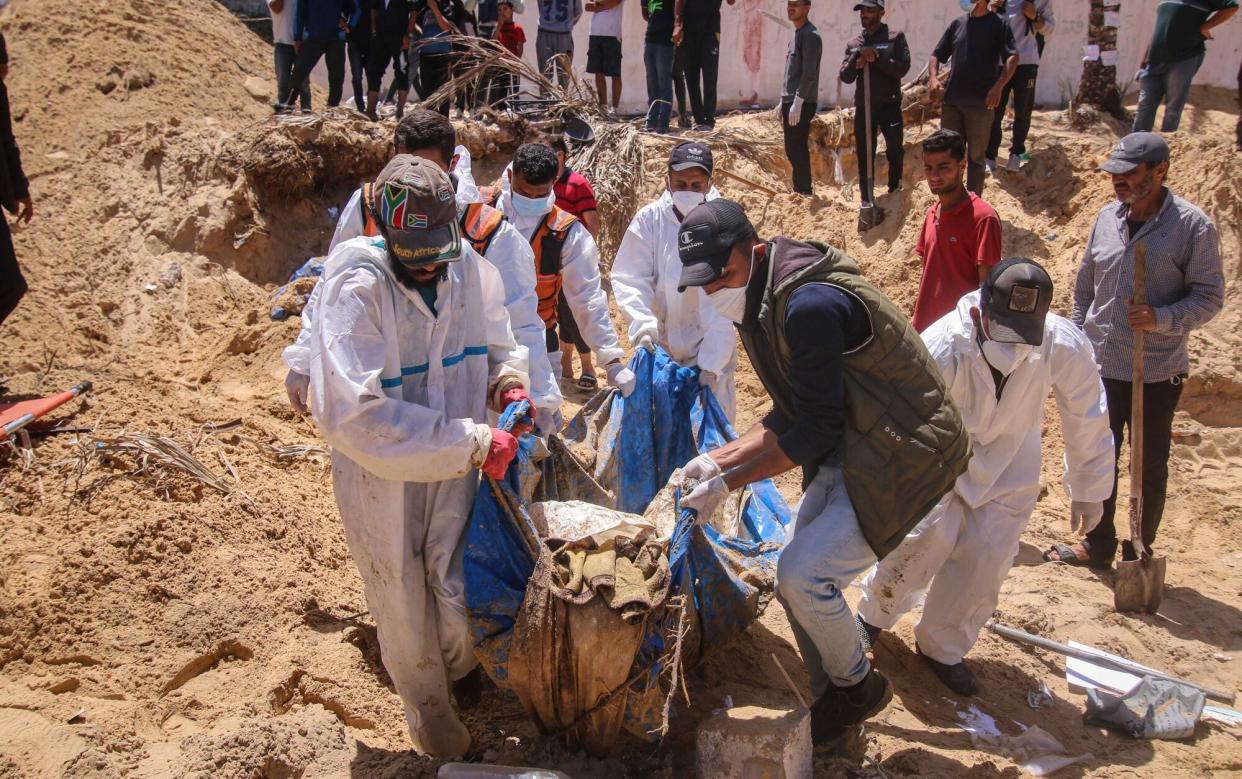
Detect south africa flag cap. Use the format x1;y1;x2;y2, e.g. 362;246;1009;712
371;154;462;266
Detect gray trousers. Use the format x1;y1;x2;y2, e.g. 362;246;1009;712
536;29;574;89
941;102;994;195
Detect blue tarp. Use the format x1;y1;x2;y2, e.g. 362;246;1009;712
463;348;791;736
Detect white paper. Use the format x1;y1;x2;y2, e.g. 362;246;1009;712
1082;44;1100;62
1100;50;1120;67
1103;10;1121;28
1064;640;1154;695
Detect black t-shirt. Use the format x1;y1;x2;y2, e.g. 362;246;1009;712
645;0;675;44
932;11;1017;107
374;0;415;41
682;0;725;35
1126;217;1146;240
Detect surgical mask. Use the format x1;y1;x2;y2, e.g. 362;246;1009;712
510;190;554;219
959;0;975;10
668;187;706;218
707;247;757;324
981;340;1033;376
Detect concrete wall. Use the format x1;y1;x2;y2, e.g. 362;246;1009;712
505;0;1242;113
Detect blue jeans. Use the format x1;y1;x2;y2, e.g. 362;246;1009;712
274;43;311;110
1133;53;1204;133
643;42;674;131
776;465;877;695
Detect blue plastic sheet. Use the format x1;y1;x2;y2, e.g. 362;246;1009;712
464;349;791;737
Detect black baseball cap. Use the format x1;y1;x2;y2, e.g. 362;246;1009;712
668;141;713;174
853;0;883;9
676;200;757;291
370;155;463;267
1097;132;1169;174
981;257;1053;346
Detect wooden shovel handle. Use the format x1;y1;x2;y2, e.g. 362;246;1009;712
1130;244;1146;558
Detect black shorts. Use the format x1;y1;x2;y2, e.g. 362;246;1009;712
586;35;622;77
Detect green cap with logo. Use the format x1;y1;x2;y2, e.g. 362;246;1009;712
369;154;462;266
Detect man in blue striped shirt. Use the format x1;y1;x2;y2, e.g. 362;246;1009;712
1045;132;1225;568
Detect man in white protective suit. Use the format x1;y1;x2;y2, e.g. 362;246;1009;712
308;155;530;757
856;258;1114;696
284;110;564;434
611;141;739;421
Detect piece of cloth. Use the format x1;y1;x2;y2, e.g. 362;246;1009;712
286;37;347;107
940;102;995;195
933;11;1017;107
368;33;411;92
1132;53;1205;133
852;100;904;203
275;42;313;111
549;530;670;623
538;0;583;33
309;235;526;757
777;465;878;693
680;28;721;126
998;0;1055;66
498;191;625;367
781;98;817;195
536;28;575;86
782;21;822;101
1084;677;1207;740
553;167;598;220
760;283;871;468
838;23;911;107
0;216;24;327
498;20;526;54
986;63;1038;159
586;34;622;76
1072;189;1225;382
612;188;738;420
1145;0;1236;68
643;41;675;131
644;0;675;44
1087;375;1184;563
589;0;625;38
737;238;970;558
912;191;1002;331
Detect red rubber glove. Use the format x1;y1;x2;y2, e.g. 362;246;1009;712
500;387;532;409
482;429;519;480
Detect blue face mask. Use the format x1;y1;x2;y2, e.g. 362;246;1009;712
510;191;555;219
960;0;975;10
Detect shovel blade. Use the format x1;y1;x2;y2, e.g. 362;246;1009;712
857;204;885;232
1114;555;1167;613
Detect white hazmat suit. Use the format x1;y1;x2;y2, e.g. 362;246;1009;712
857;291;1114;665
285;146;562;419
612;189;739;421
308;236;528;757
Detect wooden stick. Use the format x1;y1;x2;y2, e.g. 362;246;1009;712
715;166;780;198
1130;243;1147;557
771;653;809;710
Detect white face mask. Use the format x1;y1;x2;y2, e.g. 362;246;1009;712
668;186;706;218
510;190;554;219
981;340;1033;375
706;247;757;324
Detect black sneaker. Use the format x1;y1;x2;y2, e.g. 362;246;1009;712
917;646;979;696
855;614;883;654
810;667;893;745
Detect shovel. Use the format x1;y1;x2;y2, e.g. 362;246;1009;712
1114;243;1166;613
857;60;885;232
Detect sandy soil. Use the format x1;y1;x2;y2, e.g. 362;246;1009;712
1;0;1240;776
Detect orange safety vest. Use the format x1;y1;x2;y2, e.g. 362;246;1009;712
359;184;505;256
478;186;576;328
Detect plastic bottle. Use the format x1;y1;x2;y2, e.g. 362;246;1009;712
436;764;571;779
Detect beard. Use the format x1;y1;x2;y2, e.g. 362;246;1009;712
389;255;448;290
1116;169;1157;204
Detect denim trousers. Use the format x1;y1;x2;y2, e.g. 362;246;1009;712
643;42;675;131
1133;53;1204;133
275;42;311;110
776;465;877;695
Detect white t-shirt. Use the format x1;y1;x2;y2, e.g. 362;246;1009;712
270;0;297;45
589;0;624;39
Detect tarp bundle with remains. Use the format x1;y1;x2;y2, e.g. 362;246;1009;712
463;348;791;755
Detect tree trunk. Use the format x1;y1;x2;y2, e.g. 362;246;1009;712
1078;0;1124;115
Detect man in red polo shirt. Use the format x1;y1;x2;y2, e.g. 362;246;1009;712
911;129;1002;332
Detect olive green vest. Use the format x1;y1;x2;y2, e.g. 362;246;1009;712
738;238;971;559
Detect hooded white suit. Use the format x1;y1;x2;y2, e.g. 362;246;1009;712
857;291;1113;665
611;189;739;421
308;236;527;757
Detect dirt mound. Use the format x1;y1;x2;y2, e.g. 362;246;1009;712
1;0;1241;775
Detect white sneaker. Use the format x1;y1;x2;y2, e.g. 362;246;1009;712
985;158;997;173
1006;153;1022;171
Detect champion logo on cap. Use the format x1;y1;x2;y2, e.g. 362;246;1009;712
680;230;694;246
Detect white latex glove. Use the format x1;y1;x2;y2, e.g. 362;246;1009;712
535;406;563;436
681;475;729;524
1070;500;1104;536
606;362;637;397
638;334;655;353
285;369;310;414
633;325;657;353
682;453;722;482
787;96;804;127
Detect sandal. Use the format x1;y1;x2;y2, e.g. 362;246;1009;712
1043;542;1109;569
576;375;598;391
